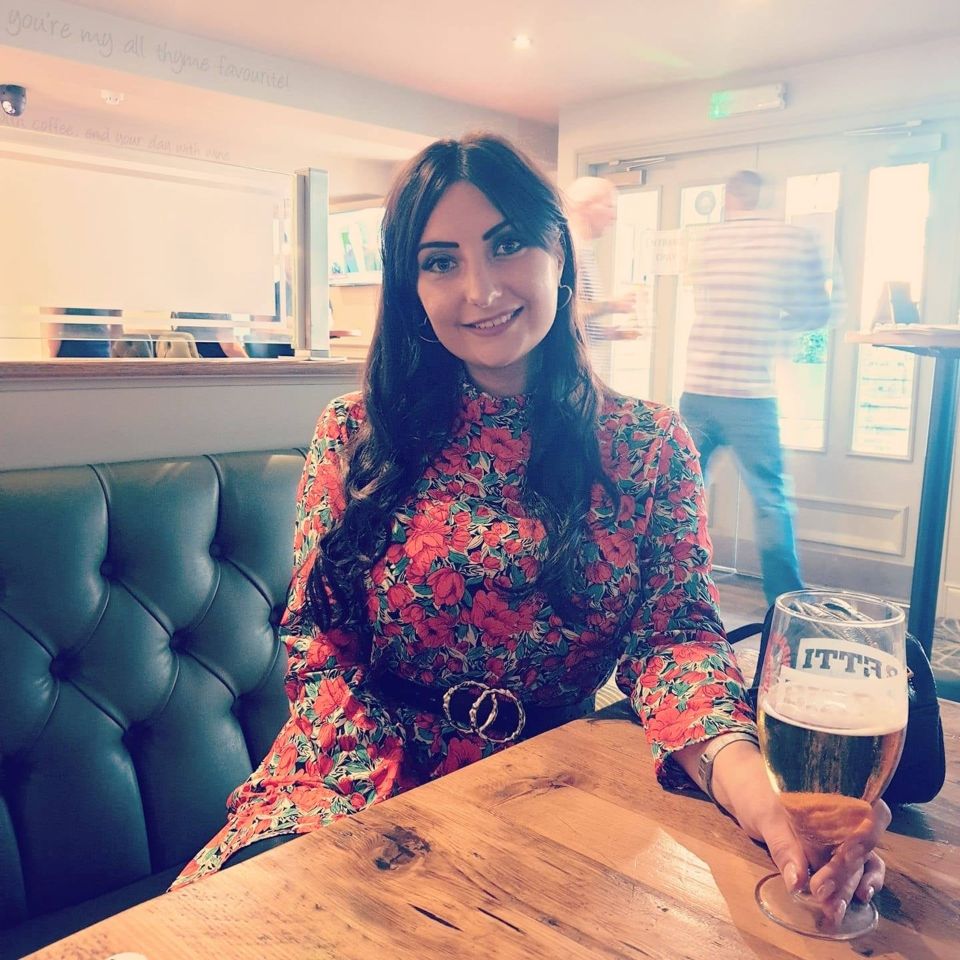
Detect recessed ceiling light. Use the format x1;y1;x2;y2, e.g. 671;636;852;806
513;34;532;51
100;89;125;105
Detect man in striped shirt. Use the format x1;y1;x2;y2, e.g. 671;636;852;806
566;177;638;384
679;170;830;604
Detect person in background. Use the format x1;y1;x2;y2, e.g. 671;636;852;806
565;176;638;385
173;135;887;931
46;308;122;358
172;312;248;358
680;170;831;605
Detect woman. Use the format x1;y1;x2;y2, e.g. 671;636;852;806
174;134;888;925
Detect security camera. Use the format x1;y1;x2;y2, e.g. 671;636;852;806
0;85;27;117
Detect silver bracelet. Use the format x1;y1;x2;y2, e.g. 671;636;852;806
696;732;760;805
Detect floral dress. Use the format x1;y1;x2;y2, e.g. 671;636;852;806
173;381;755;887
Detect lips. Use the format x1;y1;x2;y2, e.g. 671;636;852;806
465;307;522;332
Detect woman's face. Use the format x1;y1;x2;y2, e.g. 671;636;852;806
415;181;563;396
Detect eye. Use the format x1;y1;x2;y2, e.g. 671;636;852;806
420;253;457;274
494;236;525;257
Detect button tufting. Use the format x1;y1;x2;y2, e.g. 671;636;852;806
122;723;141;750
49;653;72;680
269;604;285;628
209;542;222;558
169;631;189;653
100;559;114;579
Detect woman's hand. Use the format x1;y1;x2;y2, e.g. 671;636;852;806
680;738;891;926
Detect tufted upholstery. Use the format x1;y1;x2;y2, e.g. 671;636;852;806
0;450;305;957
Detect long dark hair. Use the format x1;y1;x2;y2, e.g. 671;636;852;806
308;132;615;641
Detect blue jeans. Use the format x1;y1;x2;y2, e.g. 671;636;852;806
679;393;803;605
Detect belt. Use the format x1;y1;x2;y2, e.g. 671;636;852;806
375;672;595;744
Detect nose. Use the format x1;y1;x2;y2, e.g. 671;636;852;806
464;258;501;308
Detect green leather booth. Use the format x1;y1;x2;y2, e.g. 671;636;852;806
0;450;305;958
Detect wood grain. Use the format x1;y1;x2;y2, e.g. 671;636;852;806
27;701;960;960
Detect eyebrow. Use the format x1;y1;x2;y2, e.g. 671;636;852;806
417;219;511;253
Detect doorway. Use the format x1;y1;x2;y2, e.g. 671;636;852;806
597;123;956;600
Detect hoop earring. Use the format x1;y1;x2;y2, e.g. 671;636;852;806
557;283;573;310
419;315;441;344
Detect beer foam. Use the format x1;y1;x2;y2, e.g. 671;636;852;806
762;690;906;737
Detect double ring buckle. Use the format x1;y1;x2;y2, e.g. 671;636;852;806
442;681;527;744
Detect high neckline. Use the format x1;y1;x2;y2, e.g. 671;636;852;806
460;376;530;410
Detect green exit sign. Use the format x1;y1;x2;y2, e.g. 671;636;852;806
710;84;787;120
710;91;733;120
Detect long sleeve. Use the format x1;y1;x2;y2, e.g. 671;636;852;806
269;396;409;818
615;408;755;789
172;396;408;887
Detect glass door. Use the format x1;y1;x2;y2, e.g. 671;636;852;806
608;124;955;599
608;147;756;572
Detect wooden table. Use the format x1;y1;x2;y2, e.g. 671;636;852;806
848;326;960;656
29;700;960;960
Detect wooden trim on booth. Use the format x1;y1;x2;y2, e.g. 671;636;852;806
0;359;365;382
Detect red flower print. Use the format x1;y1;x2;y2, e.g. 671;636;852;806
293;786;336;812
438;737;483;776
672;643;718;665
314;676;359;720
427;568;466;607
386;583;414;610
644;702;711;750
441;445;471;473
586;560;613;585
518;555;540;581
303;754;334;779
414;612;456;648
695;682;728;702
404;513;449;569
671;539;696;562
481;520;512;549
400;603;427;626
315;721;336;752
598;528;636;566
517;517;544;541
471;589;521;642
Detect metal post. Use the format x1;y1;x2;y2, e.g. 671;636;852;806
908;352;960;656
293;168;330;358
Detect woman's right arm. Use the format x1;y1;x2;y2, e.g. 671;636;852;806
262;396;408;821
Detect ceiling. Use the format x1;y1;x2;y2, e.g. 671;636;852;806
64;0;960;122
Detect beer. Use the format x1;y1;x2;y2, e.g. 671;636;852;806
752;592;907;939
759;702;905;845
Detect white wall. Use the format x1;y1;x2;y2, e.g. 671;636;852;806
0;149;280;314
0;0;557;171
558;37;960;183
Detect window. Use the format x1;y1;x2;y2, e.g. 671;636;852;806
851;163;930;457
776;171;840;450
